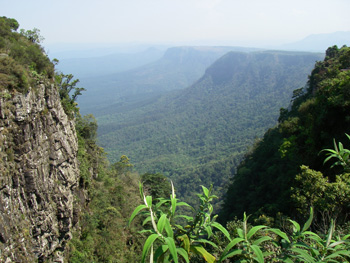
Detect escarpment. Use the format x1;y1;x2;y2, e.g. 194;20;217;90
0;82;82;262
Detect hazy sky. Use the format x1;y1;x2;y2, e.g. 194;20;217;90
2;0;349;47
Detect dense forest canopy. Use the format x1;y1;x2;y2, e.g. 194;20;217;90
220;45;350;226
96;50;323;206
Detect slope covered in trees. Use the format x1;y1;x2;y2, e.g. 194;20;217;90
220;45;350;225
96;50;323;204
77;46;261;115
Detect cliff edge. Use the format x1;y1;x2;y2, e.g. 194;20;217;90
0;82;80;262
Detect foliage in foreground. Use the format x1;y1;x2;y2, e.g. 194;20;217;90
130;183;350;263
129;135;350;262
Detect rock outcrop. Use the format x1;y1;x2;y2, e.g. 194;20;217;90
0;82;80;262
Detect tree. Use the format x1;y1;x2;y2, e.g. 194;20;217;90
0;16;19;32
292;135;350;230
141;173;171;199
112;155;133;175
55;72;85;117
19;28;44;44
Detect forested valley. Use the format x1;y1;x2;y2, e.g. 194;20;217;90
96;50;323;207
1;16;350;262
69;45;350;262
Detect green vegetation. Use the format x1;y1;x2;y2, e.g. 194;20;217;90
130;183;350;262
220;45;350;227
96;50;323;207
2;16;350;262
0;16;54;92
56;72;86;117
0;17;144;262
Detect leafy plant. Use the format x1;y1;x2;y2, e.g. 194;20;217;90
321;134;350;171
129;183;230;263
218;213;271;263
131;184;350;263
55;72;85;117
270;208;350;262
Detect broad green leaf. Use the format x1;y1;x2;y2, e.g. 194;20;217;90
179;234;190;253
157;214;168;234
219;249;243;262
288;219;301;233
129;204;147;226
155;199;170;209
141;234;159;263
328;240;346;248
290;247;315;263
196;238;218;248
201;185;209;198
164;237;178;263
211;222;231;241
191;245;216;263
253;236;273;246
281;258;294;263
205;225;213;238
154;245;168;263
247;225;267;239
220;237;245;261
325;250;350;259
303;231;320;238
146;195;153;207
164;218;174;238
250;244;264;263
142;216;152;226
174;224;186;232
237;228;244;239
176;248;189;263
339;141;344;152
176;201;192;208
324;154;338;165
301;207;313;232
305;235;322;243
268;228;290;243
343;233;350;240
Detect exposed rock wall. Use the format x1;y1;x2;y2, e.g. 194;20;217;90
0;82;80;262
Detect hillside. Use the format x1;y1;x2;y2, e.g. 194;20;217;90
77;46;261;115
0;17;144;262
96;50;323;203
220;45;350;224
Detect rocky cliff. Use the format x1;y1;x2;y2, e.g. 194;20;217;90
0;82;81;262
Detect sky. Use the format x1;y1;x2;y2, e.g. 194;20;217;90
1;0;350;48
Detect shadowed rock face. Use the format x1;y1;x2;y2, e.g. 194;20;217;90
0;82;81;262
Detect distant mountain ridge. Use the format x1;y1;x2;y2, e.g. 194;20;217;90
56;47;165;78
77;46;262;115
279;31;350;52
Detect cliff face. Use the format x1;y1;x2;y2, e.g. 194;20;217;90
0;82;81;262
